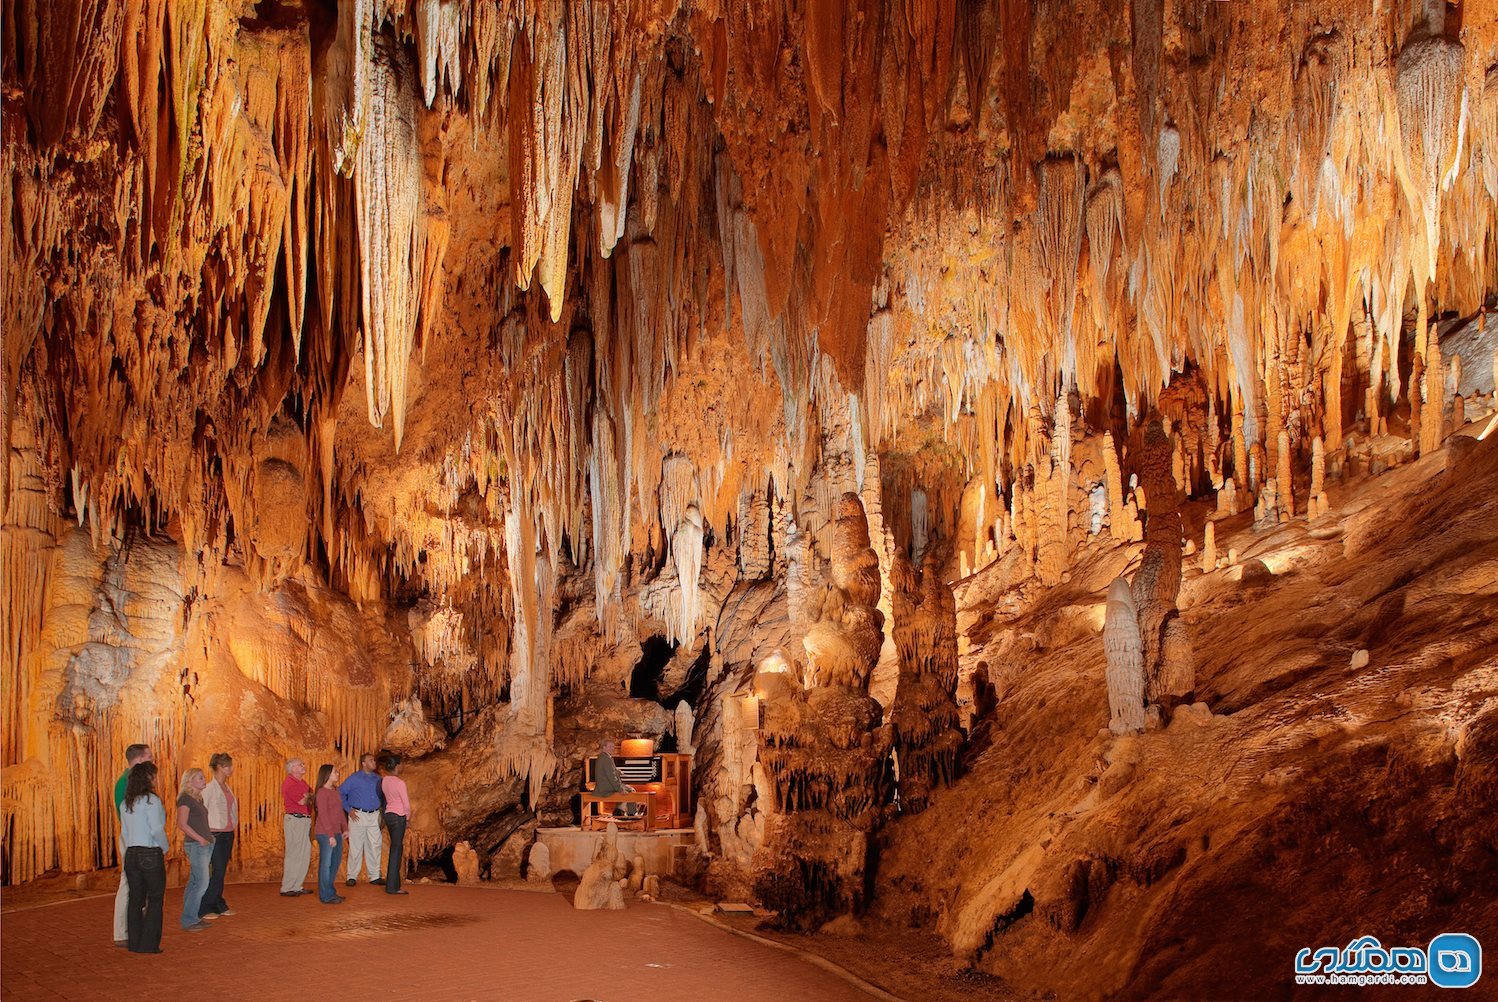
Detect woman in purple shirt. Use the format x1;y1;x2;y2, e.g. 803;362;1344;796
313;764;347;904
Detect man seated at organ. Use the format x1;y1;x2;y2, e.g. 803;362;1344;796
590;739;634;798
580;737;692;830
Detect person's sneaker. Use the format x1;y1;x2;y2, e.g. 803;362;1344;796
280;891;299;897
114;940;128;948
218;909;236;916
184;923;209;933
385;889;409;895
345;878;356;887
323;895;345;904
200;913;219;921
368;877;383;884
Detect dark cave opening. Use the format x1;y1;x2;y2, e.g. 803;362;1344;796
629;634;677;699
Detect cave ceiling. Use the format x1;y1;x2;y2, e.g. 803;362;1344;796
4;0;1495;663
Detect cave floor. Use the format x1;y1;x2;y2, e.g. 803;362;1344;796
0;881;873;1001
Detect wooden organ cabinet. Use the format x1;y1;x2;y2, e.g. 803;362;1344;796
584;753;692;830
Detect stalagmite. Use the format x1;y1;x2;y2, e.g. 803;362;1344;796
1276;430;1294;519
1202;522;1216;573
1154;619;1195;708
526;842;551;883
1103;579;1146;736
1310;437;1325;499
1422;335;1445;455
1255;479;1281;529
1103;432;1138;542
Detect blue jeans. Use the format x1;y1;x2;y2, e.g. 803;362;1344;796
384;813;407;892
198;831;234;916
316;834;343;902
181;841;212;928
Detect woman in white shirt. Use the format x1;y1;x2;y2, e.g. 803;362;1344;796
120;762;170;953
199;752;239;920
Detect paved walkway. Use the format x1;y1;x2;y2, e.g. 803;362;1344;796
1;882;873;1001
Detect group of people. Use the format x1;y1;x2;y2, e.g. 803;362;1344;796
114;744;413;954
288;752;412;905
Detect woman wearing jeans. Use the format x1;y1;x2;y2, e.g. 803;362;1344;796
120;762;169;953
313;764;347;904
381;755;411;895
175;768;213;931
198;752;238;920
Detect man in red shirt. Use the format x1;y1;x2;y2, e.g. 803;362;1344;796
280;759;313;896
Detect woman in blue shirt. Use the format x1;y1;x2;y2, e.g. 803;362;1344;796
120;761;170;953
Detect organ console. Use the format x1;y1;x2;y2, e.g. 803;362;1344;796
583;752;692;830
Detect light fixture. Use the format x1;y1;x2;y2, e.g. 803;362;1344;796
621;737;655;757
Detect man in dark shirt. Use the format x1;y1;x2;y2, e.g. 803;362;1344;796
339;754;384;887
592;740;632;797
113;743;151;946
592;740;648;821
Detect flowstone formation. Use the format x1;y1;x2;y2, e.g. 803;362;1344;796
752;494;893;930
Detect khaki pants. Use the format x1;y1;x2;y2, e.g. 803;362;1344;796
281;815;312;892
345;810;383;881
113;862;128;941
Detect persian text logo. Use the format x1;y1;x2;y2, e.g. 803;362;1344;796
1293;933;1482;989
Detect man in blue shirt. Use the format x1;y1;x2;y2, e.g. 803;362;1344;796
340;753;385;887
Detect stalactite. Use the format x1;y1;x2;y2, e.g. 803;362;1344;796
414;0;463;108
355;35;426;451
670;504;705;645
1395;11;1464;283
324;0;373;176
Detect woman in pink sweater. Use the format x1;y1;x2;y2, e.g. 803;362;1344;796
381;755;411;895
313;765;347;904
